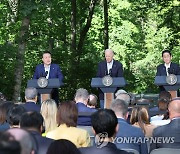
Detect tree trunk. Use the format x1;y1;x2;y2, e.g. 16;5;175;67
12;16;30;102
103;0;109;49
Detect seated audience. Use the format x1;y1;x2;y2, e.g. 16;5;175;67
40;99;57;135
111;99;148;154
46;101;90;147
7;104;26;128
75;88;97;126
115;89;131;105
6;128;37;154
47;139;81;154
87;94;98;109
20;111;54;154
150;97;180;151
130;106;156;137
23;87;40;112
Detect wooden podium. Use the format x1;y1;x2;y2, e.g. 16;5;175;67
154;75;180;99
91;77;127;108
27;79;63;103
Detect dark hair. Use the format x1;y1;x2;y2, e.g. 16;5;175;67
158;91;172;111
0;132;21;154
7;105;26;126
91;109;118;137
47;139;81;154
162;49;171;57
57;101;78;127
42;51;51;57
20;111;44;131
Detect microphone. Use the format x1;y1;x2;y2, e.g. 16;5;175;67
109;69;112;76
45;71;48;77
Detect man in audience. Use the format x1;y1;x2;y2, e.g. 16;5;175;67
150;97;180;151
7;128;37;154
23;87;40;112
115;90;131;106
75;88;97;126
87;94;98;109
111;99;148;154
20;111;54;154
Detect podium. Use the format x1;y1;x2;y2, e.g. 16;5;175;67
91;77;127;108
27;79;63;103
154;75;180;98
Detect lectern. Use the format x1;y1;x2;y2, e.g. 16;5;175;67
27;79;63;103
154;75;180;98
91;77;127;108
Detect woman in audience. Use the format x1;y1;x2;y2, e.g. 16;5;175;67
130;106;156;137
41;99;57;135
47;139;81;154
46;101;90;147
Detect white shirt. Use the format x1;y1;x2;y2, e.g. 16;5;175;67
44;65;50;79
164;63;171;76
107;60;113;74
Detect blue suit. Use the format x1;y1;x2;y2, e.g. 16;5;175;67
76;102;97;126
22;102;41;113
115;118;148;154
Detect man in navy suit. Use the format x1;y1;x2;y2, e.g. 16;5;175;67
111;99;148;154
150;98;180;151
96;49;124;108
156;49;180;92
33;51;64;104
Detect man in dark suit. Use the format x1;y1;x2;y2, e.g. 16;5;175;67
111;99;148;154
20;111;54;154
33;51;64;104
156;49;180;92
23;87;41;112
96;49;124;108
150;98;180;151
79;109;129;154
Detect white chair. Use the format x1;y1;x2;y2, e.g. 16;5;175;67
150;148;180;154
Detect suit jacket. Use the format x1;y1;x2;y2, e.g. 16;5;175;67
46;124;91;148
79;142;129;154
22;102;41;113
30;131;54;154
76;103;97;126
150;118;180;151
33;63;64;82
115;118;148;154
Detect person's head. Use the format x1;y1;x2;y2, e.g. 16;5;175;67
7;104;26;128
91;109;118;138
111;99;128;119
57;101;78;127
74;88;89;105
130;106;150;134
115;89;131;105
20;111;44;133
42;51;52;66
0;131;21;154
47;139;81;154
162;49;172;64
168;97;180;120
7;128;37;154
87;94;98;107
25;87;38;103
105;49;114;63
158;91;172;111
41;99;57;132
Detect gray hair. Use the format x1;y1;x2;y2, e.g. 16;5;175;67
115;89;130;105
25;87;38;100
74;88;89;101
110;99;128;117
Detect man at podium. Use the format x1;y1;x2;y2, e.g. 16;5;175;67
33;51;64;104
96;49;124;108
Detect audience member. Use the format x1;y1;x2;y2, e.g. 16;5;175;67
20;111;54;154
23;87;40;112
7;104;26;128
7;128;37;154
150;97;180;151
87;94;98;108
41;99;57;135
130;106;156;137
75;88;97;126
111;99;148;154
46;101;90;147
115;90;131;105
47;139;81;154
79;109;128;154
